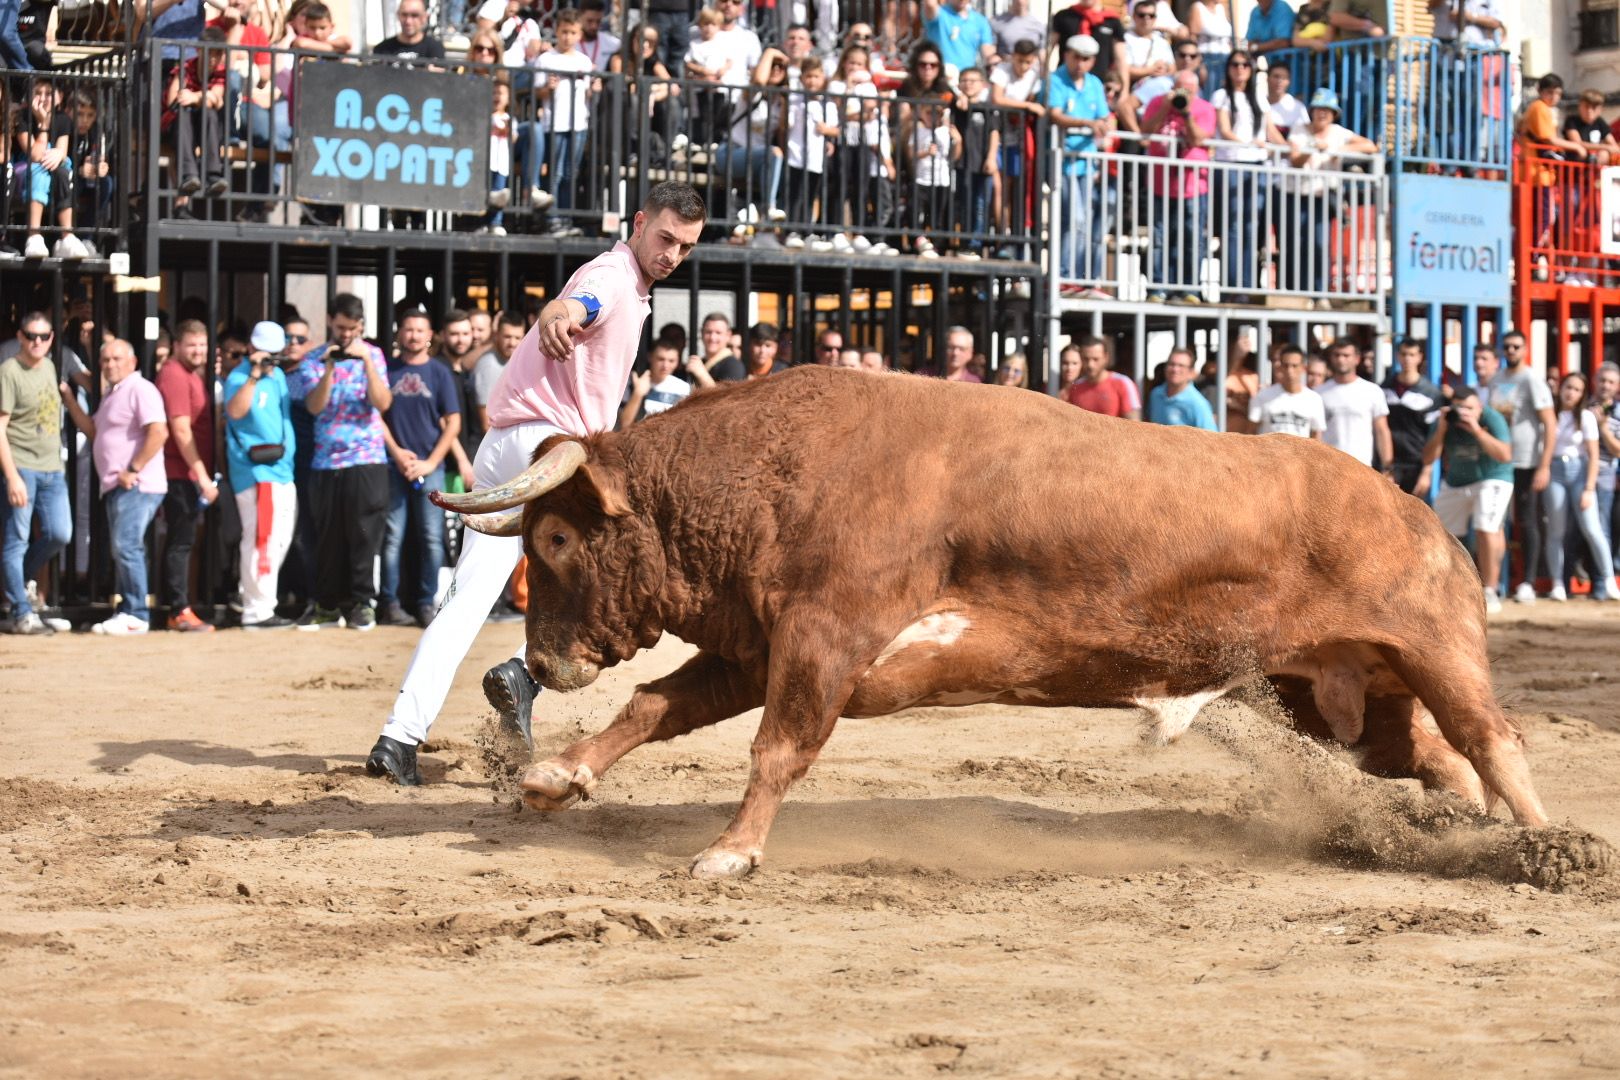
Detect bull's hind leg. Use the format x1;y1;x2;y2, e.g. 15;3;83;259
1380;646;1549;827
520;650;764;811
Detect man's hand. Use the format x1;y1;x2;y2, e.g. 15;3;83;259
199;474;220;504
117;468;139;490
393;446;420;476
4;472;25;508
1533;464;1551;492
540;310;580;360
630;370;651;398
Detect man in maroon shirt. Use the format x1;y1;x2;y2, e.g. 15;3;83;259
156;320;218;632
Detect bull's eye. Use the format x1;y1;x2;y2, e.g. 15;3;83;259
551;533;567;550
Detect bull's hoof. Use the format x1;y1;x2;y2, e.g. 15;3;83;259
1507;826;1616;892
519;760;597;812
689;847;759;880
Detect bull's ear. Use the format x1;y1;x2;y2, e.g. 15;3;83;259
576;461;631;518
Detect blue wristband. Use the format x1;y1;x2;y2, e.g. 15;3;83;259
573;292;602;327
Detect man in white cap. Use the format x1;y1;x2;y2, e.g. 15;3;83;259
222;320;299;629
1046;34;1114;290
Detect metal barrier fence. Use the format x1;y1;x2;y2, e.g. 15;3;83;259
1513;151;1614;288
1268;37;1512;170
0;60;132;258
134;42;1041;256
1049;130;1387;309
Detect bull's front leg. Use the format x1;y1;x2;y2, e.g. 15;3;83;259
521;650;764;811
689;625;859;880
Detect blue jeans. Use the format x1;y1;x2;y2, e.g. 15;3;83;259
381;466;447;608
1597;482;1619;575
547;129;588;224
1546;455;1617;596
713;141;784;219
648;10;691;75
1222;170;1267;290
486;170;507;228
1061;170;1110;280
105;487;163;622
1;467;71;617
226;70;289;194
515;119;546;201
1152;191;1207;297
0;0;31;71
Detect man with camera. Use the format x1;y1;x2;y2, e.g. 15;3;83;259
223;321;298;630
1421;384;1514;614
287;293;394;632
1141;70;1215;304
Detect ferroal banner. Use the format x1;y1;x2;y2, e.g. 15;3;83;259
1392;173;1510;306
294;62;490;213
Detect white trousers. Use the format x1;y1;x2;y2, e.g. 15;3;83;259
381;420;561;745
235;481;297;624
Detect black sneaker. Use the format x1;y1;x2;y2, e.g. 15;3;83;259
365;735;422;786
296;604;344;631
415;604;436;628
377;601;414;626
349;604;377;632
482;658;538;750
242;614;296;630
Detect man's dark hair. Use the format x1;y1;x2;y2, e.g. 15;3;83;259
71;89;96;111
701;311;730;329
1075;334;1109;355
1329;336;1358;354
1277;343;1306;362
749;322;779;344
1451;385;1480;404
1133;0;1156;14
443;307;471;326
649;337;680;356
399;307;433;327
1502;329;1527;345
658;321;688;354
220;321;251;344
1012;39;1037;57
1538;73;1564;93
18;310;51;332
329;292;366;322
1398;337;1424;352
787;20;810;33
579;0;605;12
496;309;526;331
643;180;707;223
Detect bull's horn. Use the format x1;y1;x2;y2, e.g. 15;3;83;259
462;509;525;536
430;440;586;514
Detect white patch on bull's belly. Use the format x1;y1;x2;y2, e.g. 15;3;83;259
1010;687;1052;703
920;689;998;706
1133;679;1244;745
872;611;971;667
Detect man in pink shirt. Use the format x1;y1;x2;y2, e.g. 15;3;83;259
368;181;707;786
60;339;170;635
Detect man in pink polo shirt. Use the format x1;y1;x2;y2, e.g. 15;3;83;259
367;181;708;786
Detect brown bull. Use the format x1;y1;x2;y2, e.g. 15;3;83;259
435;365;1546;879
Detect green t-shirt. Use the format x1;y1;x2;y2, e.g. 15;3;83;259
1443;405;1514;488
0;356;62;474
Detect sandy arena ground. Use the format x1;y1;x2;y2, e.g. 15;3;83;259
3;606;1620;1078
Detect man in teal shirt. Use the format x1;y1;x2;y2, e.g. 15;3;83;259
1422;384;1514;612
1046;34;1115;283
922;0;994;74
1148;349;1218;430
1245;0;1297;54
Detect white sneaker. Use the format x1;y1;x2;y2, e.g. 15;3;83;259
766;207;787;222
42;614;71;632
851;234;872;252
1598;577;1619;601
1483;589;1502;615
483;224;507;236
54;234;89;260
487;187;511;210
1512;582;1537;604
91;613;149;635
738;204;760;225
831;233;853;253
24;234;48;259
670;133;689;152
530;188;555;210
783;232;805;250
808;236;835;252
1548;584;1568;602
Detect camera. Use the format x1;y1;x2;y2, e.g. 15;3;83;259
1169;90;1190;111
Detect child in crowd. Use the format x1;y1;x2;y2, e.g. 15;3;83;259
904;96;960;257
72;91;112;248
952;66;999;258
829;44;895;254
19;76;89;259
538;7;595;235
485;74;513;234
783;55;839;250
684;7;731;149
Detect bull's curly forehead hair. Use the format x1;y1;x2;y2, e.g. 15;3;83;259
643;181;706;224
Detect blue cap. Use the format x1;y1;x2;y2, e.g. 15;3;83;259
1307;87;1341;115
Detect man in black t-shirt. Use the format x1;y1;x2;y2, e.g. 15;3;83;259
1384;338;1445;495
712;323;789;382
1565;89;1618;166
373;0;446;62
1051;0;1125;83
15;0;53;70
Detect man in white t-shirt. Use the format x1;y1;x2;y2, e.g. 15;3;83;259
476;0;544;68
618;338;693;427
1248;344;1325;438
539;10;596;235
1122;0;1174;100
1265;63;1308;137
1316;337;1393;469
1482;332;1556;602
713;0;764;90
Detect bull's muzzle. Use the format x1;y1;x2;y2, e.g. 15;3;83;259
527;649;602;692
429;440;586;534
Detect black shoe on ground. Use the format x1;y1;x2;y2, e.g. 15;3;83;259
377;601;414;626
483;658;538;750
415;604;436;628
242;614;296;630
348;604;377;632
365;735;422;786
